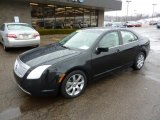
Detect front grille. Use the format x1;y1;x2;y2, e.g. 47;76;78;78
14;58;30;78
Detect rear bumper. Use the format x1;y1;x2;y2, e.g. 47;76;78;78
4;38;40;47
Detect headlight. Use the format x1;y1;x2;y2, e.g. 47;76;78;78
27;65;51;79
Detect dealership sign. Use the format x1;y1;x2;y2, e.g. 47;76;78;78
68;0;84;3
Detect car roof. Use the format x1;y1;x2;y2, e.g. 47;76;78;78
4;23;29;25
81;27;132;33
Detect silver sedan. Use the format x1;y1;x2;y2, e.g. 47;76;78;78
0;23;40;51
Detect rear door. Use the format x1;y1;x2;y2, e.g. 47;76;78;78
118;30;140;64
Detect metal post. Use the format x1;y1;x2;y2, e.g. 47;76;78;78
126;0;131;22
152;4;157;20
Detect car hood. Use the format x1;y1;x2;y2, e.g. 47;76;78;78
19;43;81;67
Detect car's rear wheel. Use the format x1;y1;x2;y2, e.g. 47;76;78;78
133;52;145;70
34;45;39;48
3;44;8;51
61;70;87;98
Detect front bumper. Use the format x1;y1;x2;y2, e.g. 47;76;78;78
13;70;60;96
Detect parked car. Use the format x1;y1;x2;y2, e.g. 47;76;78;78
53;22;64;29
13;28;150;98
44;22;53;29
105;22;113;27
134;22;142;27
71;22;88;29
0;23;40;51
149;21;157;25
80;22;88;28
126;21;136;27
111;22;126;28
157;21;160;29
71;22;81;29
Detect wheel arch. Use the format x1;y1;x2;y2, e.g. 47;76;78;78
140;49;147;59
64;67;90;82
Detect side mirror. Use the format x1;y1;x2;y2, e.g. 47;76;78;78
96;47;109;54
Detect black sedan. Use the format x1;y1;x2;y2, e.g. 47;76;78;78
13;28;150;98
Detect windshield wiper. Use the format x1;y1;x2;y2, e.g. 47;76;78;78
59;43;70;49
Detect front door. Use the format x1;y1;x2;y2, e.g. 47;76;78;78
92;31;123;78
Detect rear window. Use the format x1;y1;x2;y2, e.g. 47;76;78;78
121;31;138;44
7;24;34;31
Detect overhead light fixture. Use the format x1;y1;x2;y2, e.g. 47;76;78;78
66;7;72;9
56;11;65;14
75;10;83;13
48;5;55;7
30;3;38;6
79;8;84;10
84;11;90;12
66;10;73;12
56;8;65;11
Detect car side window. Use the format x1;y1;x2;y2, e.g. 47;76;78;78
99;32;119;48
0;24;5;31
121;31;138;44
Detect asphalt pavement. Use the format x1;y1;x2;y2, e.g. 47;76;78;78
0;26;160;120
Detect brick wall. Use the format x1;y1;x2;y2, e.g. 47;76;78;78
0;1;31;25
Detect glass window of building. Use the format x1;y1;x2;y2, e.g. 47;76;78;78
91;9;98;27
43;4;56;29
31;4;44;29
65;6;74;28
55;5;65;29
84;8;91;27
74;7;84;28
30;3;98;29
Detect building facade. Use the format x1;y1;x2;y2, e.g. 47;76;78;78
0;0;122;29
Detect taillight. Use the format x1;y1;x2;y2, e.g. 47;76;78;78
33;33;40;38
6;34;17;38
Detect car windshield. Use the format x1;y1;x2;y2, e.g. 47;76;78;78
7;24;34;31
59;30;102;50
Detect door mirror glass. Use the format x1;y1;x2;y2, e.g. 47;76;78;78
96;47;109;54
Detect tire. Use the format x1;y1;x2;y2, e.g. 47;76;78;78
61;70;87;98
133;52;145;70
35;45;39;48
3;44;9;51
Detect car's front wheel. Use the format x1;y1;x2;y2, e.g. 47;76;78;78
133;52;145;70
61;70;87;98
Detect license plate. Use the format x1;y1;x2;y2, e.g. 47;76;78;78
23;35;29;39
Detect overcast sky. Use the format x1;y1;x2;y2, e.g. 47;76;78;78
105;0;160;16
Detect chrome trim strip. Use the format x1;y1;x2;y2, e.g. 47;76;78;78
108;40;138;49
41;90;55;92
17;84;31;95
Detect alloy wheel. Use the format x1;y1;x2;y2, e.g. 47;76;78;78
137;54;145;69
65;74;85;96
61;70;87;98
